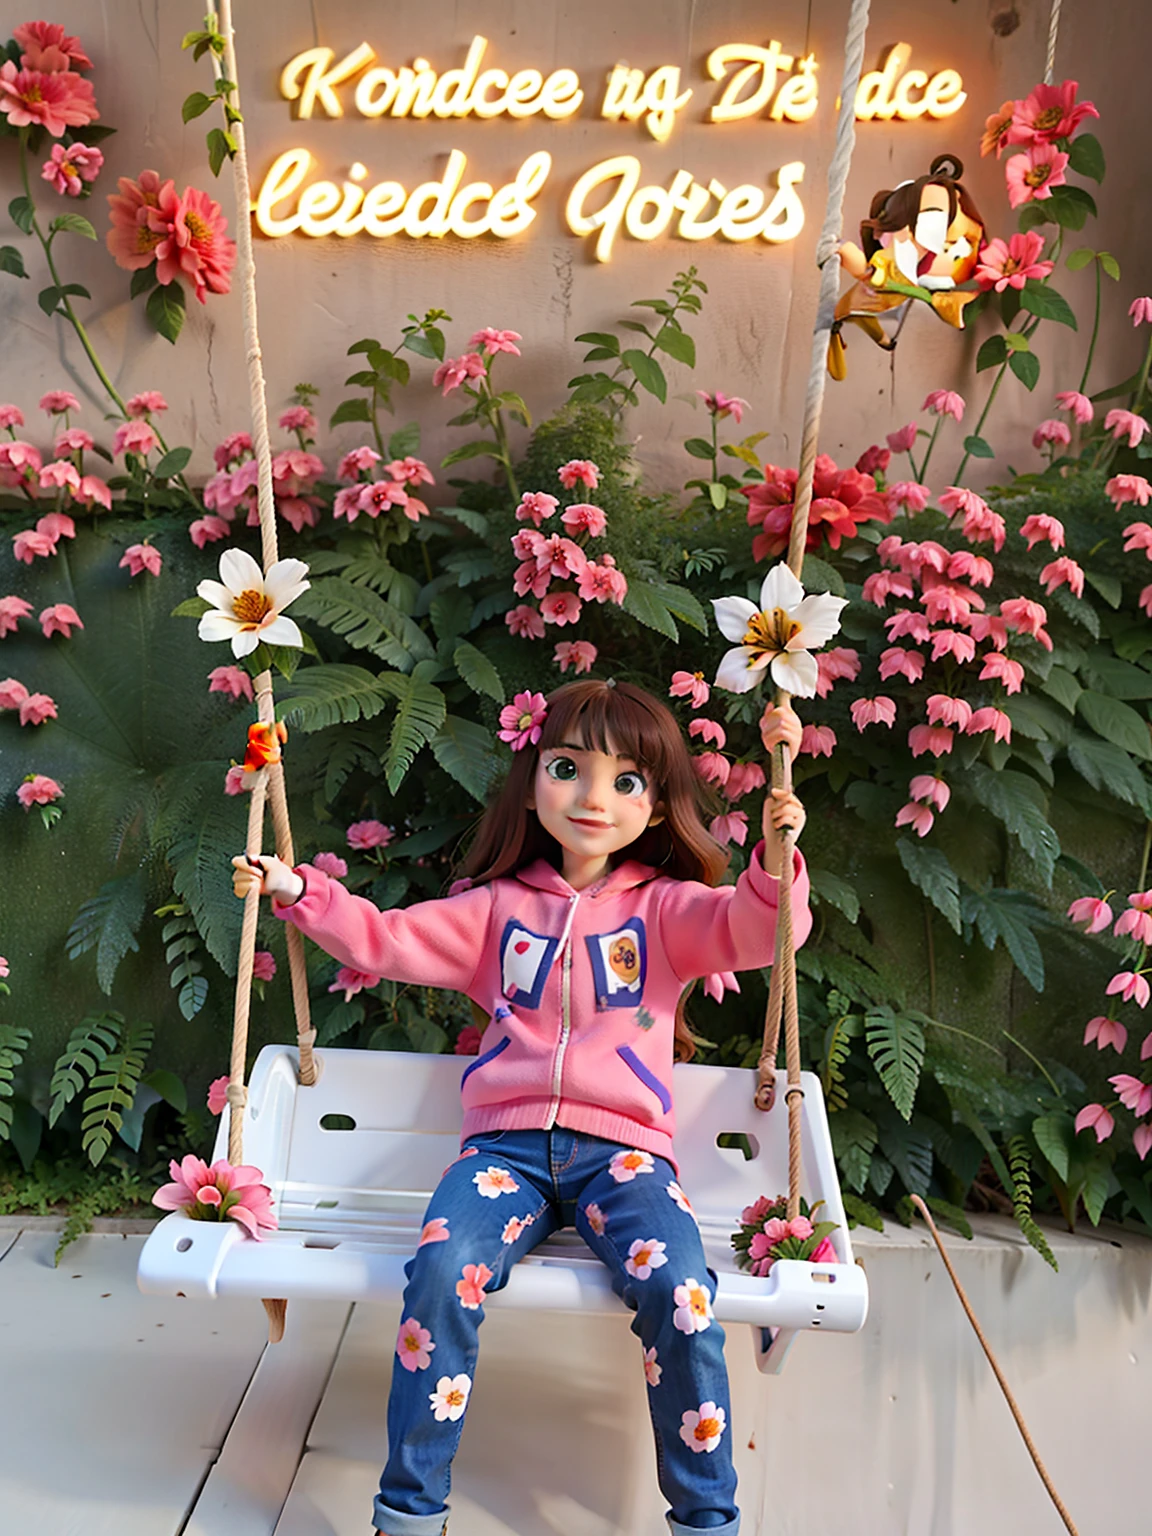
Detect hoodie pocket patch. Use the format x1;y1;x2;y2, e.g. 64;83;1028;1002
616;1044;672;1114
461;1034;511;1087
586;918;646;1008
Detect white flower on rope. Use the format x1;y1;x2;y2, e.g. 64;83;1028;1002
712;564;847;698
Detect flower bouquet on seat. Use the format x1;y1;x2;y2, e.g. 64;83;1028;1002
152;1155;278;1239
732;1195;838;1276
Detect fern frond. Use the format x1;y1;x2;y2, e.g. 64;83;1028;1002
48;1014;122;1127
161;906;208;1020
431;716;501;804
865;1006;925;1121
321;733;382;807
0;1024;33;1138
924;1196;973;1240
278;663;398;733
381;669;447;793
65;874;148;994
842;1193;885;1231
1008;1134;1058;1270
167;800;246;974
821;1010;862;1113
81;1021;154;1165
294;578;434;670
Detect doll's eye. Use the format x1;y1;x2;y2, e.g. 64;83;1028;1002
614;771;648;798
546;756;578;782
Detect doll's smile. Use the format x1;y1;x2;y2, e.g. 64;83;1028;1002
531;741;661;886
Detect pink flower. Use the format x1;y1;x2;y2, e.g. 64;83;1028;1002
207;665;254;702
498;690;548;751
307;851;347;882
1130;298;1152;328
927;695;971;729
723;762;766;802
560;502;608;537
1000;595;1050;636
1135;1125;1152;1162
886;422;918;455
670;671;710;708
39;458;81;492
1141;586;1152;620
855;444;890;476
1116;909;1152;946
190;515;231;549
939;487;1006;551
126;391;169;418
418;1217;451;1245
880;646;925;684
1007;80;1098;147
17;773;63;808
1020;513;1065;551
928;630;976;665
0;61;98;136
74;474;111;510
1111;1075;1152;1118
1108;475;1152;509
1074;1104;1114;1143
1083;1017;1127;1054
328;966;383;1001
41;141;103;196
908;724;954;758
252;950;277;983
212;431;253;471
965;707;1012;744
39;602;83;639
1104;409;1150;449
431;353;486;394
469;327;522;356
895;801;934;837
505;605;546;640
923;390;965;421
14;21;93;72
0;678;29;710
396;1317;436;1372
974;231;1055;292
540;590;582;626
814;647;861;698
278;406;317;435
697;390;748;424
223;765;248;796
981;99;1016;158
39;390;81;416
1039;557;1084;598
455;1262;494;1309
557;459;601;491
1005;144;1070;208
1033;419;1071;451
0;440;44;484
147;181;237;304
119;543;162;578
1054;391;1093;425
336;446;380;482
17;521;63;555
112;420;158;457
1107;972;1151;1008
576;557;628;605
553;640;597;674
1130;889;1152;913
19;693;57;727
333;487;365;523
152;1155;278;1239
799;724;837;758
454;1025;483;1056
851;696;896;731
888;481;931;513
347;820;393;851
862;571;915;608
1123;522;1152;555
0;404;23;429
105;169;169;271
689;718;727;749
516;490;559;526
206;1076;229;1115
0;596;33;637
693;752;730;787
708;811;749;847
910;775;950;811
978;652;1025;695
921;585;979;627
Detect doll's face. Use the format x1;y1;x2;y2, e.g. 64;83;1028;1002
530;741;661;872
926;203;983;284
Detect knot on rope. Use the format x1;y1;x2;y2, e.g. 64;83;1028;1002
784;1085;805;1105
816;235;841;269
225;1082;248;1110
296;1029;317;1051
754;1081;777;1112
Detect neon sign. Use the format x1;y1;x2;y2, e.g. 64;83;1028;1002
256;38;966;259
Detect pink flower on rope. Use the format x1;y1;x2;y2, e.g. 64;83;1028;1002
689;718;726;749
347;820;393;850
708;810;748;847
1054;390;1093;425
39;603;83;639
120;543;162;578
799;724;836;758
516;490;559;526
469;327;521;356
1129;298;1152;328
895;801;934;838
886;422;918;455
1074;1104;1114;1143
908;724;954;758
851;697;896;731
1104;409;1150;449
697;391;748;423
1005;144;1069;208
879;646;925;684
670;671;710;708
328;966;383;1001
1108;475;1152;509
126;391;168;417
979;652;1025;695
974;231;1054;292
1107;972;1151;1009
558;459;600;491
498;691;548;751
152;1155;278;1238
1083;1017;1127;1054
560;502;608;537
431;353;486;394
910;775;950;812
1033;419;1071;451
207;665;253;702
553;640;597;674
1111;1075;1152;1118
1039;557;1084;598
505;605;545;640
923;390;965;421
312;851;348;880
17;773;62;808
1020;513;1065;551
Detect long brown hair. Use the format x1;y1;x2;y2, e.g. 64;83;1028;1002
860;153;985;260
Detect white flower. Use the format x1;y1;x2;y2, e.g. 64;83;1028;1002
429;1372;472;1422
712;564;847;698
197;548;310;658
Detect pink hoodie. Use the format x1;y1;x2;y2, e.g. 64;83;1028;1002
276;845;811;1165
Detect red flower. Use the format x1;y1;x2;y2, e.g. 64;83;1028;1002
149;183;237;303
974;232;1054;293
1005;80;1098;148
743;454;890;560
0;61;97;136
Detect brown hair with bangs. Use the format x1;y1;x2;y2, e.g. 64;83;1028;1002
462;679;728;889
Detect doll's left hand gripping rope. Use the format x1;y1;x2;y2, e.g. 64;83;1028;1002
210;0;315;1343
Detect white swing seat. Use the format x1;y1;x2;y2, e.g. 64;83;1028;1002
138;1046;868;1373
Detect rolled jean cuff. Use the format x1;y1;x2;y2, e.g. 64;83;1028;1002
667;1516;740;1536
372;1494;449;1536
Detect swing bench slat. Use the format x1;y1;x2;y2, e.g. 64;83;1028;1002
138;1047;868;1373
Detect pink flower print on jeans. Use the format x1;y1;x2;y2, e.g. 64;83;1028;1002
643;1346;662;1387
456;1263;494;1309
625;1238;668;1280
584;1202;606;1236
680;1402;726;1453
429;1373;472;1421
418;1217;451;1247
672;1278;714;1334
473;1166;520;1198
396;1317;436;1372
609;1149;654;1183
501;1213;536;1245
666;1181;698;1219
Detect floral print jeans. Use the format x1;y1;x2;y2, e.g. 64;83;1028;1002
372;1127;740;1536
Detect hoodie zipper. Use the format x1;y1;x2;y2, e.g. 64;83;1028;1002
544;892;580;1127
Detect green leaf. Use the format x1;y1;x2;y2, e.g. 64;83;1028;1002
37;285;62;316
809;869;860;923
129;265;158;298
1082;571;1122;610
0;1026;33;1140
649;580;708;634
441;440;502;468
380;670;448;793
878;1115;933;1194
82;1021;153;1165
453;640;503;703
1050;584;1099;637
1098;251;1120;281
48;1015;121;1129
49;212;96;241
707;481;728;510
153;446;191;480
574;331;621;355
1047;183;1097;230
206;127;234;177
1081;652;1152;698
1065;246;1096;272
1067;734;1152;815
1081;1157;1110;1226
1076;690;1152;760
402;331;440;361
328;397;373;429
387;421;421;460
278;663;398;732
294;578;434;670
8;195;34;235
799;555;847;599
182;90;215;121
1068;132;1105;182
961;886;1045;990
976;335;1008;371
1032;1113;1074;1183
896;838;961;933
142;1068;187;1113
653;323;695;366
428;590;473;645
1020;281;1077;330
1039;665;1081;713
841;1193;885;1232
66;876;148;995
170;595;211;619
146;281;186;344
622;349;667;403
622;578;678;641
1009;350;1040;390
865;1006;926;1121
430;715;502;803
0;244;27;279
968;765;1061;884
962;434;994;459
684;437;715;460
830;1108;877;1194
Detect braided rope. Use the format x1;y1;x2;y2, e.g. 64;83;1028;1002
1044;0;1064;85
756;0;872;1227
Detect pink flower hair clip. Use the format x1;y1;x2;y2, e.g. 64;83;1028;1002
497;691;548;751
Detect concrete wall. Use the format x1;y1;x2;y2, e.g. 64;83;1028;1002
1;0;1149;490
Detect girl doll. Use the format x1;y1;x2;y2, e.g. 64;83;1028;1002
233;679;810;1536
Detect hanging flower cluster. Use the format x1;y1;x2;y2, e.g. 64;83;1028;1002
731;1194;838;1277
981;78;1098;209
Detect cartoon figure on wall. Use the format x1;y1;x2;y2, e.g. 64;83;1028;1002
828;153;987;378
